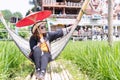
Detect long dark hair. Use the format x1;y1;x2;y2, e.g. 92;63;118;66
31;24;40;40
31;21;47;39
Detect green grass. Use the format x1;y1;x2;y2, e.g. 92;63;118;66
59;40;120;80
1;40;120;80
0;41;33;80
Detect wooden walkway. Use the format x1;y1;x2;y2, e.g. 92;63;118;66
25;61;73;80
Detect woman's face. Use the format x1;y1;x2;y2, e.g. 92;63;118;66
39;23;47;34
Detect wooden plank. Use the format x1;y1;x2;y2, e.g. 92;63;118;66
45;64;51;80
52;61;62;80
50;61;60;80
59;65;69;80
25;61;72;80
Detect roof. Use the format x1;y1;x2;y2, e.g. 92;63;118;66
115;4;120;13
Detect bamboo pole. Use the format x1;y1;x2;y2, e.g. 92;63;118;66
70;0;90;35
77;0;90;21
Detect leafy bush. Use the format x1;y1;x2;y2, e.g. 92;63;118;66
0;30;8;39
0;22;4;28
18;29;30;39
0;23;8;39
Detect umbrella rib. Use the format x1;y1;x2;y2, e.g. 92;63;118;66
27;16;37;23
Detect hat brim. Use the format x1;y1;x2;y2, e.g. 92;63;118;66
16;10;51;27
32;21;47;33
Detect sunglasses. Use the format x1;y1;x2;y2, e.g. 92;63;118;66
38;25;46;29
40;26;46;29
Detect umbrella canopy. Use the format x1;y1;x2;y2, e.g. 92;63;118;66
16;10;51;27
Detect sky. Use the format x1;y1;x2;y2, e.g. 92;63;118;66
115;0;120;3
0;0;34;17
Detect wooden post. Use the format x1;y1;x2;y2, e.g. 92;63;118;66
108;0;114;47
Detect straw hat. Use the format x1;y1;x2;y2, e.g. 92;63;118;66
32;21;47;33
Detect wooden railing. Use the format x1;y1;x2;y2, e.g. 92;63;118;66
42;0;83;7
50;14;77;19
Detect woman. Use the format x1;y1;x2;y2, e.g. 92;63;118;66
29;21;71;79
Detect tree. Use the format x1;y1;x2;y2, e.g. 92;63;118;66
33;0;38;11
1;10;13;22
108;0;114;47
1;10;22;22
10;12;23;23
29;0;41;11
33;0;41;11
0;10;23;39
26;0;41;16
13;12;23;18
37;0;42;7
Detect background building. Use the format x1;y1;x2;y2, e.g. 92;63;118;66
35;0;120;40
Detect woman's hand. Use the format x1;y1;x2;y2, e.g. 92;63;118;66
37;42;41;47
33;42;41;50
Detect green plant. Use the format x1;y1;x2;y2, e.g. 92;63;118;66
0;41;33;79
18;29;30;39
60;40;120;80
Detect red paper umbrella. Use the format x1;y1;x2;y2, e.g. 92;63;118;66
16;10;51;27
